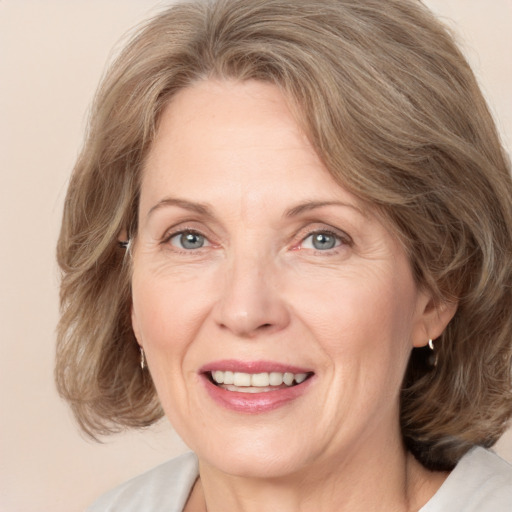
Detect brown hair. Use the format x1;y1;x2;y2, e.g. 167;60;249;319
56;0;512;470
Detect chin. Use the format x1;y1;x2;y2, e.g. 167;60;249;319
208;448;308;479
190;428;316;479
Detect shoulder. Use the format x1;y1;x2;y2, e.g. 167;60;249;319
421;447;512;512
86;452;199;512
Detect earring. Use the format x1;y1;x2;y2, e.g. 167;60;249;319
427;338;437;367
140;346;146;370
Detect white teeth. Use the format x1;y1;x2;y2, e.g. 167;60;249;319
251;373;270;387
269;372;283;386
210;370;310;387
295;373;307;384
283;372;294;386
223;385;275;393
233;372;251;386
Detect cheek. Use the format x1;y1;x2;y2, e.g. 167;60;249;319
294;275;409;341
130;273;207;414
290;266;417;378
131;268;214;348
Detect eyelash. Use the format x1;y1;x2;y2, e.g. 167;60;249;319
160;227;351;254
298;229;349;253
161;228;211;252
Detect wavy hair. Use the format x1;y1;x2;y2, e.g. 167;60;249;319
56;0;512;470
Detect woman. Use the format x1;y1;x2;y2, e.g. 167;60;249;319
56;0;512;510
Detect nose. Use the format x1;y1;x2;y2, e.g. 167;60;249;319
212;250;291;338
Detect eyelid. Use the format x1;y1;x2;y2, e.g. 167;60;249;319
301;231;340;249
295;225;353;251
170;230;211;249
160;225;218;255
158;222;351;253
159;217;212;241
162;227;208;243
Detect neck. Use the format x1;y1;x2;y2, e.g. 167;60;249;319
190;432;448;512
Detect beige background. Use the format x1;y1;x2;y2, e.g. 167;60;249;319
1;1;511;511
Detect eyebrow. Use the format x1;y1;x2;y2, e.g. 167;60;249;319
147;197;214;218
284;200;366;218
146;197;366;220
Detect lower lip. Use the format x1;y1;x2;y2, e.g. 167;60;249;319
201;375;313;413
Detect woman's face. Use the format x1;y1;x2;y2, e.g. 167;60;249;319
131;80;436;478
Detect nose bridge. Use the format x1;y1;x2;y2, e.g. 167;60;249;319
214;239;289;337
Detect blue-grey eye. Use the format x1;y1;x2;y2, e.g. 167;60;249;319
302;232;340;250
170;231;207;250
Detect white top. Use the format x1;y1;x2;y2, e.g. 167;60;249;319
87;447;512;511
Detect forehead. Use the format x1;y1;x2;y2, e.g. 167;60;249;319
140;79;358;215
145;80;313;176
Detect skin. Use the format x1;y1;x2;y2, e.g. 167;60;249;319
130;79;456;512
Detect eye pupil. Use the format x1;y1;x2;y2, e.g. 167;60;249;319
180;232;204;249
313;233;336;250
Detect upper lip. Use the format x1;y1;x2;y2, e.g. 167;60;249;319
199;359;313;374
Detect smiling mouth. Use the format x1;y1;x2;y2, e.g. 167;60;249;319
207;370;314;393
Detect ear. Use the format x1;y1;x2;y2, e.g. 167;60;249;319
412;292;457;348
118;228;131;250
118;228;128;243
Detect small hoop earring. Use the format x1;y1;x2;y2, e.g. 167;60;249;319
427;338;437;367
140;346;146;370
